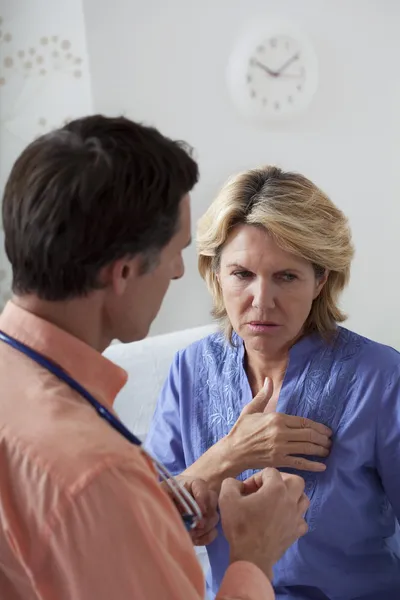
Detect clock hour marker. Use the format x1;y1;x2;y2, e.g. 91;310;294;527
297;84;302;92
250;89;256;98
247;74;252;83
257;45;265;53
270;38;277;48
274;101;280;110
288;95;293;103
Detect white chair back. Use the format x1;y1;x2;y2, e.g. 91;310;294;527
103;324;217;440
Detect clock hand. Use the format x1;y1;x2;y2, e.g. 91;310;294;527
275;53;300;75
276;73;304;79
251;59;278;77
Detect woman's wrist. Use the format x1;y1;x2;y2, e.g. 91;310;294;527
184;435;241;493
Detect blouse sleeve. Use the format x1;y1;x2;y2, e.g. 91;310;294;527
376;366;400;522
145;350;186;476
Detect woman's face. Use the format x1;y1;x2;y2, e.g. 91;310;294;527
218;224;327;355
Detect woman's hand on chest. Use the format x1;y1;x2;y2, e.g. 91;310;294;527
226;378;333;474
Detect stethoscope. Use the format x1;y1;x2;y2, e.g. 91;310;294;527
0;330;202;531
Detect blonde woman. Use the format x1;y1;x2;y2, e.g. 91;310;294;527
146;166;400;600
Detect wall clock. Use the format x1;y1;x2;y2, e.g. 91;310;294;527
227;20;319;122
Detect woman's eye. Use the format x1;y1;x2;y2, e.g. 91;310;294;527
279;273;297;282
233;270;253;279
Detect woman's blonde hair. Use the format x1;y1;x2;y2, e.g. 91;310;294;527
197;166;354;341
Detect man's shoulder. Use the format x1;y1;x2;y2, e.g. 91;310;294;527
0;390;142;505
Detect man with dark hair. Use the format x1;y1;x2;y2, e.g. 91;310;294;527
3;115;198;343
0;115;308;600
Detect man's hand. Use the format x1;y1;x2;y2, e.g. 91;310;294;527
220;468;309;580
174;475;219;546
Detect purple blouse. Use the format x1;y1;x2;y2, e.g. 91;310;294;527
146;327;400;600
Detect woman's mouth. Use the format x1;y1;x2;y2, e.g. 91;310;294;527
247;321;281;333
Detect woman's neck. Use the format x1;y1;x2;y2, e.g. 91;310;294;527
244;346;289;397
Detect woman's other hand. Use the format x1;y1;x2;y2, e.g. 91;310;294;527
175;475;219;546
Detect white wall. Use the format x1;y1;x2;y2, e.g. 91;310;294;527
0;0;93;306
85;0;398;347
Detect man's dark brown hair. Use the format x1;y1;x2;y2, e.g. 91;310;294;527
2;115;199;300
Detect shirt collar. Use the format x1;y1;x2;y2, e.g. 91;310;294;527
0;301;128;409
234;328;326;362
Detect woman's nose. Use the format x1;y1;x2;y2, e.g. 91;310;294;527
251;279;276;309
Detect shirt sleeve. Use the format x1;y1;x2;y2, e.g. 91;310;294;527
36;453;273;600
145;350;186;475
376;366;400;521
218;562;275;599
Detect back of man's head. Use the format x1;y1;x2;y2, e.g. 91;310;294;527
2;115;199;301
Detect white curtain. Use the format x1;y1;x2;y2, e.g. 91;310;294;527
0;0;93;308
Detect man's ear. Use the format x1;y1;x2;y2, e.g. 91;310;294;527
313;269;330;300
101;257;141;295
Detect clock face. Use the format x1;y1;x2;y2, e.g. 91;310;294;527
247;36;307;113
227;23;318;121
